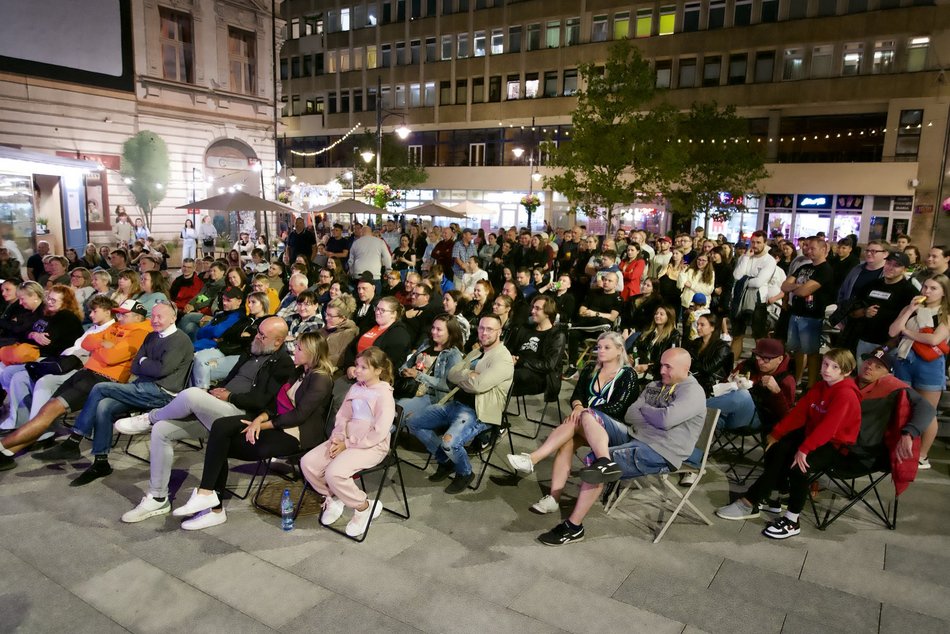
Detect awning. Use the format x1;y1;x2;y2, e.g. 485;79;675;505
0;146;102;176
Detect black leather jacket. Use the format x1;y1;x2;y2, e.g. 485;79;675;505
685;337;734;396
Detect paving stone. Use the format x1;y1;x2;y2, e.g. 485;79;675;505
883;543;950;589
879;603;948;634
279;593;423;633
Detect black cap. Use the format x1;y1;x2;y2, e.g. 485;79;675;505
222;286;245;301
885;251;911;268
357;271;375;285
861;346;895;372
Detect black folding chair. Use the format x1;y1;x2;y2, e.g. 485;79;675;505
807;452;898;531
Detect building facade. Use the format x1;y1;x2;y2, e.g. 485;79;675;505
278;0;948;246
0;0;282;259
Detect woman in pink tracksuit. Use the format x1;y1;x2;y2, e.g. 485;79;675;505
300;346;395;538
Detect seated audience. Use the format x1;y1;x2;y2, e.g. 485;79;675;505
509;295;566;401
396;314;465;420
684;313;733;396
320;295;358;374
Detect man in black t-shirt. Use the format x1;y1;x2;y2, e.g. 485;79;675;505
511;296;566;397
26;240;50;282
324;223;350;265
285;217;317;264
565;271;622;375
781;239;833;387
851;252;917;358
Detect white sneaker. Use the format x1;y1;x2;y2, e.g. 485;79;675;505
114;413;152;435
506;453;534;474
345;499;383;537
320;496;345;526
679;471;698;487
530;494;559;514
172;488;220;517
121;493;171;523
918;457;932;470
181;508;227;531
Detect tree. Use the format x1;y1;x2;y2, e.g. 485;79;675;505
339;132;427;202
120;131;169;230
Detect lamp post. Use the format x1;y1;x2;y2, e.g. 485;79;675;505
372;76;411;184
512;147;544;229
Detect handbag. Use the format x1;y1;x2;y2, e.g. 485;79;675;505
0;342;39;365
25;354;83;383
202;237;215;248
911;327;950;362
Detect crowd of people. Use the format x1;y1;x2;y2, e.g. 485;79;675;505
0;214;946;543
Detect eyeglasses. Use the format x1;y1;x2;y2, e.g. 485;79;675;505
374;307;394;314
754;353;778;362
866;249;887;254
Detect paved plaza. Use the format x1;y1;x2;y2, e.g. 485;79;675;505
1;387;949;634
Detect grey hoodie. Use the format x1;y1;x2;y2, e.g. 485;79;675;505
623;374;706;469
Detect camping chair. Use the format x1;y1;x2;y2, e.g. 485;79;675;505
806;453;898;531
603;408;720;544
712;391;770;485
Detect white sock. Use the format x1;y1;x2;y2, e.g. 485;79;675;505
0;442;13;456
785;511;799;523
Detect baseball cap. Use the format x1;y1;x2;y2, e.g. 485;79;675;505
656;236;672;244
357;271;375;285
861;346;895;372
112;300;147;316
691;293;708;305
222;286;245;301
885;251;910;268
752;338;785;359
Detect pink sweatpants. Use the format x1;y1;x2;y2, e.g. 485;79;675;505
300;440;389;508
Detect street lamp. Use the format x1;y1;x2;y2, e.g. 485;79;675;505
344;170;354;199
372;76;411;184
512;147;543;228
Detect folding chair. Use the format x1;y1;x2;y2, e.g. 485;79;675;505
311;406;410;543
568;322;612;371
507;391;564;440
603;408;720;544
712;393;767;485
807;452;898;531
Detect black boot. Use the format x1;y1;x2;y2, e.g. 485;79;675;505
70;458;112;487
34;437;81;462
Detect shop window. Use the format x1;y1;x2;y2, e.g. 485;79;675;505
546;20;560;48
761;0;779;22
491;29;504;54
592;15;608;42
658;6;675;35
683;3;700;32
159;7;194;83
754;51;775;83
563;69;578;95
734;0;752;26
906;37;929;72
655;60;672;88
896;109;922;160
678;58;697;88
509;26;522;53
565;17;580;46
635;10;651;38
614;12;630;39
474;31;486;57
728;53;747;85
703;56;722;86
543;71;558;97
811;45;833;78
527;24;541;51
842;43;863;76
872;41;895;74
708;1;725;29
783;49;805;80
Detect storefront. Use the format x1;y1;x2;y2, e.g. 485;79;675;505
762;193;913;246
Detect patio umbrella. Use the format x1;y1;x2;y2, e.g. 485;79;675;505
313;199;386;216
449;200;496;218
404;201;468;220
177;191;297;248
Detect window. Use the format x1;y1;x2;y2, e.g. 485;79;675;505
395;41;405;65
546;20;560;48
470;143;486;166
340;91;348;113
455;79;467;103
543;70;558;97
817;0;836;16
441;80;453;105
592;15;608;42
408;145;422;166
340;8;351;30
382;0;392;22
395;84;406;107
907;36;929;72
411;0;421;18
410;39;420;65
895;109;922;159
872;41;895;74
734;0;752;25
458;0;468;10
507;74;521;99
683;3;700;32
441;35;453;60
842;42;863;76
159;8;194;83
565;17;580;46
754;51;775;82
354;5;366;29
382;44;392;67
474;31;486;57
563;68;578;95
291;95;300;115
443;0;454;14
635;10;651;38
658;6;675;35
426;37;437;62
473;76;485;102
353;89;363;112
489;75;501;102
305;99;315;114
788;0;807;19
339;50;350;72
728;53;747;84
352;47;364;70
367;86;376;111
290;56;301;79
678;58;697;88
302;54;312;77
327;92;336;114
703;56;721;86
228;28;255;93
525;72;539;97
367;45;378;69
614;12;630;39
783;48;805;80
280;96;288;117
279;58;288;80
709;1;725;29
397;0;406;20
458;33;469;58
509;26;522;53
326;51;337;73
811;45;833;78
290;17;301;38
848;0;868;11
314;53;324;75
761;0;779;22
655;60;672;88
424;82;436;107
527;24;541;50
409;83;421;107
491;29;504;54
368;4;378;25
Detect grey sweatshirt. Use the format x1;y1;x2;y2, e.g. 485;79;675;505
623;374;706;469
348;236;392;279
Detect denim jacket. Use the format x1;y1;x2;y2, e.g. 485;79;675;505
400;341;463;403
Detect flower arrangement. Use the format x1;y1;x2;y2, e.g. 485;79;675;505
362;183;400;209
520;194;541;213
277;191;292;204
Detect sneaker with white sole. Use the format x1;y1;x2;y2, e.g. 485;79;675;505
121;494;171;523
345;499;383;537
715;499;760;521
181;508;227;531
320;496;345;526
530;494;559;514
762;516;800;539
114;413;152;436
172;488;220;517
678;471;698;487
506;453;534;474
918;457;931;470
537;520;585;546
760;498;785;514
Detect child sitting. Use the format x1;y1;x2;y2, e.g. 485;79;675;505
685;292;710;340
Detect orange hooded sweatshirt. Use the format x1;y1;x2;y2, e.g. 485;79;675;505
80;318;154;382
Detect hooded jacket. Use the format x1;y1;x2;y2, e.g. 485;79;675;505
771;377;862;455
732;354;797;428
81;318;154;382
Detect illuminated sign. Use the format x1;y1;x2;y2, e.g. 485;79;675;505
797;195;832;209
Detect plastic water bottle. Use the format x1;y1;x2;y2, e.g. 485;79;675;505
281;488;294;531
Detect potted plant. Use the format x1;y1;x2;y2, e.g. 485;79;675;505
36;217;49;234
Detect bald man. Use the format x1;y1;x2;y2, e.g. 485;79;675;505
537;348;707;546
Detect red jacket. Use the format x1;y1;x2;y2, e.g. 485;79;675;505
860;375;921;495
771;378;862;455
619;258;645;300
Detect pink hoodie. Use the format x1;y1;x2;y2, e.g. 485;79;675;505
331;380;396;451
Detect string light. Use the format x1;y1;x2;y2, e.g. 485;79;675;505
290;124;361;157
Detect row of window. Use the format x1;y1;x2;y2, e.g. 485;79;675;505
159;7;257;94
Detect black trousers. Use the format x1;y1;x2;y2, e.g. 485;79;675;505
511;368;547;397
745;428;842;514
199;415;301;495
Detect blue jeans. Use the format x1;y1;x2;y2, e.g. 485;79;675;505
192;348;240;389
787;315;822;354
707;389;759;431
590;411;671;477
407;401;489;476
179;312;205;340
71;381;174;456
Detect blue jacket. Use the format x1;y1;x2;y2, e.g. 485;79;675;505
194;309;242;351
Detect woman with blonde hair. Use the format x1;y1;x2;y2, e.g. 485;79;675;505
69;267;95;306
160;331;335;530
320;294;358;373
301;346;396;537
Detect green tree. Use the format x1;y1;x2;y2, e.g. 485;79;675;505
120;131;169;230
